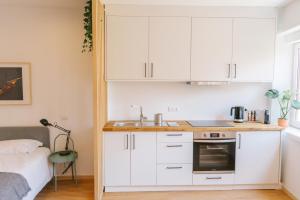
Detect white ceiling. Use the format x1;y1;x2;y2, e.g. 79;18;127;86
102;0;293;7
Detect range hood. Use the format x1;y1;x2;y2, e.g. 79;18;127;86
186;81;230;86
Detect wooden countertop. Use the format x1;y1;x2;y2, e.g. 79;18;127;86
103;121;283;132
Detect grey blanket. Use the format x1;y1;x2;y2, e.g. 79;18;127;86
0;172;31;200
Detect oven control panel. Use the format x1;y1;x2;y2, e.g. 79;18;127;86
193;132;236;139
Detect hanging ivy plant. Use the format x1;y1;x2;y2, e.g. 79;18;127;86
82;0;92;52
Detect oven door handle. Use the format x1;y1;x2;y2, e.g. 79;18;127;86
193;139;236;143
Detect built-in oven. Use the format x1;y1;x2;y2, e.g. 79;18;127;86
193;132;236;174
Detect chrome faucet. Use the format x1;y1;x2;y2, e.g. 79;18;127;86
139;106;147;124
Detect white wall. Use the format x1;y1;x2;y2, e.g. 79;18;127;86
282;130;300;199
108;82;271;121
278;0;300;33
272;0;300;121
0;3;93;175
271;36;294;122
277;2;300;197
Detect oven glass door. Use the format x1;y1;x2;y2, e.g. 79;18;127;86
193;139;236;173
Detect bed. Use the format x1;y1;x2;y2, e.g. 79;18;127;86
0;127;52;200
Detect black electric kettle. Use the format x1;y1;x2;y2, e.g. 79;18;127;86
231;106;247;123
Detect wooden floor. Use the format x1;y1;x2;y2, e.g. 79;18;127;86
36;179;94;200
103;190;292;200
37;179;292;200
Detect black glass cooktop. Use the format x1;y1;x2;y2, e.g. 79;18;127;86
187;120;233;127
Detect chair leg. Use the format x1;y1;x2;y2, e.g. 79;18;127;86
74;161;78;184
71;162;75;181
53;163;57;192
52;164;55;187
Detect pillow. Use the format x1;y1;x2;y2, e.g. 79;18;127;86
0;139;43;155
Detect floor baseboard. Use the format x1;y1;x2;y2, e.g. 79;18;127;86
282;186;298;200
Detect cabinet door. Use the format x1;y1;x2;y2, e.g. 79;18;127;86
191;18;233;81
157;164;192;185
232;19;276;82
235;131;281;185
149;17;191;80
131;132;157;185
106;16;149;80
104;132;130;186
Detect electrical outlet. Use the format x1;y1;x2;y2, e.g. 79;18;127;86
168;106;179;112
130;105;140;110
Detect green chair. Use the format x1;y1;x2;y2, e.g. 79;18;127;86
48;134;78;191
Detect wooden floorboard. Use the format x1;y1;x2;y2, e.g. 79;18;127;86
37;180;292;200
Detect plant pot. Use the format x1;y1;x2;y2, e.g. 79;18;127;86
278;118;288;127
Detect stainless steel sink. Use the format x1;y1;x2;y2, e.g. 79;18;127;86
113;122;140;127
113;121;169;127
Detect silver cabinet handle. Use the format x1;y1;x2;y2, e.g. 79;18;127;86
194;139;236;143
234;64;237;79
151;63;154;78
206;177;222;180
144;62;147;78
238;134;242;149
166;145;183;148
228;64;231;78
125;134;129;150
166;166;183;170
166;134;183;137
132;134;136;150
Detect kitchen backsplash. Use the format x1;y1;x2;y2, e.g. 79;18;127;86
108;82;272;121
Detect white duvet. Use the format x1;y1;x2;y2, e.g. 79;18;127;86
0;147;52;200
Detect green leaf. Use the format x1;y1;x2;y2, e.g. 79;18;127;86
282;90;292;101
82;0;93;53
292;100;300;109
265;89;279;99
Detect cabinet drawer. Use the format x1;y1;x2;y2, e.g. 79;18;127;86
157;164;192;185
157;132;193;143
157;142;192;164
193;174;234;185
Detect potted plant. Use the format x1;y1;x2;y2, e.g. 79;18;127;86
265;89;300;127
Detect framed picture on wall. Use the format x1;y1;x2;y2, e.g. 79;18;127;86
0;62;31;105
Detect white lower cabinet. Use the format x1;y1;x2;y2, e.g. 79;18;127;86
235;131;281;185
157;164;193;185
104;132;131;186
157;142;193;164
104;131;281;189
157;132;193;143
157;132;193;185
104;132;156;186
131;133;157;186
193;174;235;185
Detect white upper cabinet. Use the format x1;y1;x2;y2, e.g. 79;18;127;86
106;16;276;82
106;16;191;81
235;131;281;185
131;132;157;186
191;18;233;81
106;16;149;80
149;17;191;80
191;18;275;82
232;19;276;82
